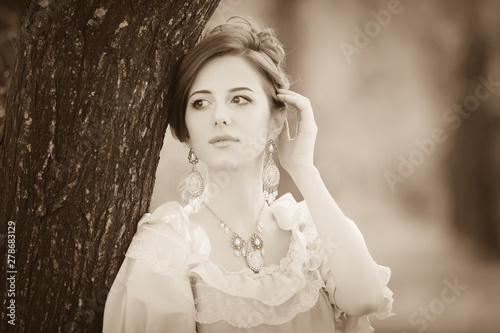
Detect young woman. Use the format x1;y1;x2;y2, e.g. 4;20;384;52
103;17;394;333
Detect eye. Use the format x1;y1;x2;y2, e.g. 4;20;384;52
190;99;210;109
231;96;252;105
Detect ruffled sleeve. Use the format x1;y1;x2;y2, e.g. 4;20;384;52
321;257;395;333
272;194;395;333
339;265;394;333
103;201;210;333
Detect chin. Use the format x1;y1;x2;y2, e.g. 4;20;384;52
207;157;242;173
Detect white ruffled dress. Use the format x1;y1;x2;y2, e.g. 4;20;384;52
103;193;394;333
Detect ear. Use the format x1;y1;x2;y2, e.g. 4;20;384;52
268;109;286;140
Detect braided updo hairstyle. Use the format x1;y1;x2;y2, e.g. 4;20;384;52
167;16;290;142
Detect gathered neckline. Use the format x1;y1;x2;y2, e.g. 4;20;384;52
204;229;296;276
183;194;300;276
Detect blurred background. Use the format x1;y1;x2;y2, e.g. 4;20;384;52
2;0;499;332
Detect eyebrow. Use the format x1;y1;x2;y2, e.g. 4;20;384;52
188;87;255;99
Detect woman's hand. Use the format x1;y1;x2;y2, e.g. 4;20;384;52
276;89;318;178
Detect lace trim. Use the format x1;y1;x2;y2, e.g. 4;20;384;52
125;226;198;304
126;231;188;276
193;270;325;327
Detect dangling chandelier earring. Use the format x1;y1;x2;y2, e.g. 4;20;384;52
186;148;204;199
263;139;280;204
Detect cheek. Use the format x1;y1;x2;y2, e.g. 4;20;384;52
185;112;203;135
185;113;216;158
239;119;270;153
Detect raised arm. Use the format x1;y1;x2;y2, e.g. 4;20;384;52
276;89;385;316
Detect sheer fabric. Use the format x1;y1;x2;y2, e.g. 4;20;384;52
103;193;394;332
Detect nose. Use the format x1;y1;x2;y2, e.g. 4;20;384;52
213;103;231;127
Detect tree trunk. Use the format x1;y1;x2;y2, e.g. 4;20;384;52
0;0;220;331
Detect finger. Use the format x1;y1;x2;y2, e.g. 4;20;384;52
276;90;310;112
276;92;308;110
277;89;306;98
276;93;315;129
276;89;313;108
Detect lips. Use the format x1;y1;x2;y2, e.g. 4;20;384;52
209;135;239;144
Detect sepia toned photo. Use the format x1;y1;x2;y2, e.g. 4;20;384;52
1;0;499;332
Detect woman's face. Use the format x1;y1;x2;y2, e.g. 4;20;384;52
185;55;278;171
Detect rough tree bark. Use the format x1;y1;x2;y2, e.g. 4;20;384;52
0;0;220;331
